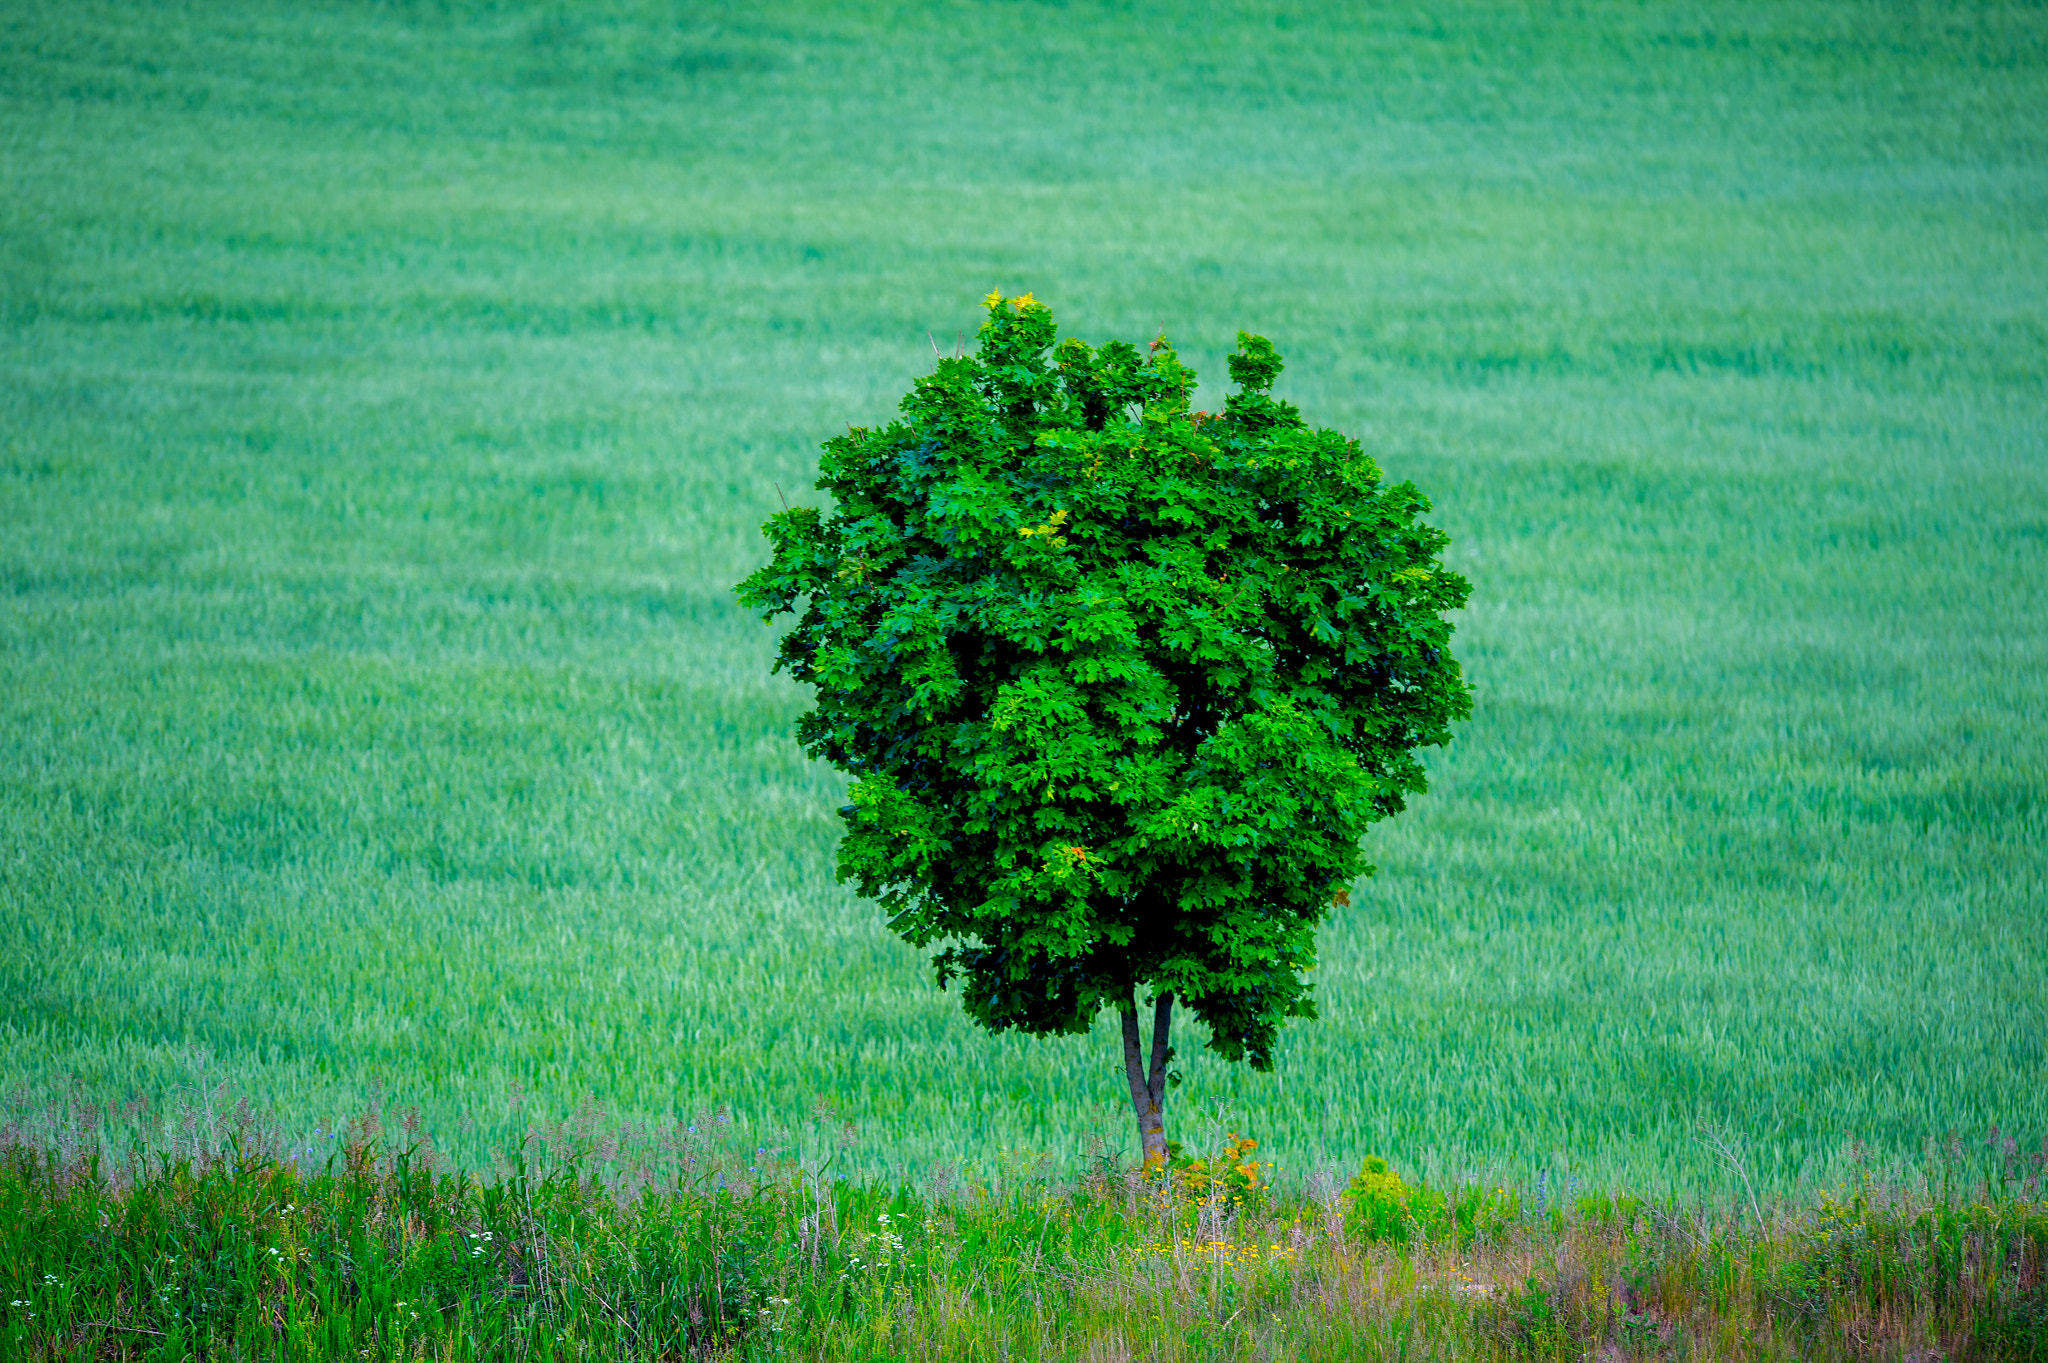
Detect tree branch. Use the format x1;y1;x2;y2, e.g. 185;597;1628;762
1146;992;1173;1112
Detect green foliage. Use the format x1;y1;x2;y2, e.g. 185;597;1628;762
739;295;1471;1068
1343;1156;1520;1246
1343;1155;1421;1245
1167;1132;1273;1210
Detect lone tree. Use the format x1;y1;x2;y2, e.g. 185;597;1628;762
737;293;1471;1163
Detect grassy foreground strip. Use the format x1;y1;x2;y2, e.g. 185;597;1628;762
2;1112;2043;1362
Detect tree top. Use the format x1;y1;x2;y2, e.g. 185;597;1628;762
737;294;1471;1070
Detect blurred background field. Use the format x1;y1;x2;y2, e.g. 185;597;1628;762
0;0;2042;1194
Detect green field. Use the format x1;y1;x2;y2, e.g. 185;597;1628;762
1;0;2043;1195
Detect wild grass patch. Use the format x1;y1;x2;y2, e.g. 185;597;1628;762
1;1096;2043;1360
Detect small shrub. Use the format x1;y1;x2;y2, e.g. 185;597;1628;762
1343;1155;1422;1244
1169;1132;1271;1210
1342;1157;1518;1246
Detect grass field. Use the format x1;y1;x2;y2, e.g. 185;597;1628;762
1;0;2044;1195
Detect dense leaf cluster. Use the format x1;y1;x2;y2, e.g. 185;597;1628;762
738;295;1471;1069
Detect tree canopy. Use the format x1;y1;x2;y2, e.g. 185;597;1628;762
737;293;1471;1156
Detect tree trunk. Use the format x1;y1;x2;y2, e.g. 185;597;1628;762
1119;990;1173;1167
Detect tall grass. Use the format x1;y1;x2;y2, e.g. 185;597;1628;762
1;0;2044;1189
1;1100;2044;1361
